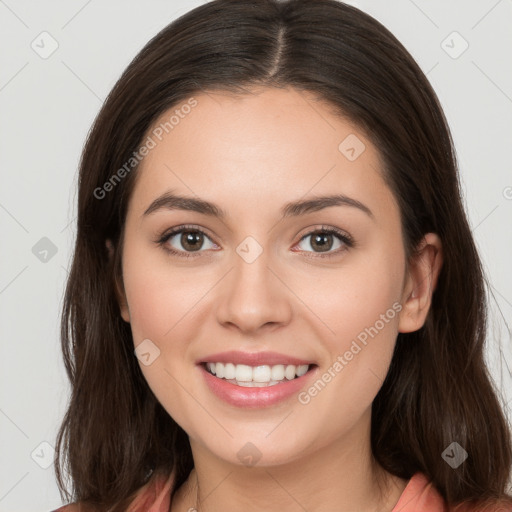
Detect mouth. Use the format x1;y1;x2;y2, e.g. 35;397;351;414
201;361;317;388
197;350;319;407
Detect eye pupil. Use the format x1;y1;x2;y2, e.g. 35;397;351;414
311;232;333;252
182;231;203;251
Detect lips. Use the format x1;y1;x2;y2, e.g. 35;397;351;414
198;350;314;367
196;351;318;408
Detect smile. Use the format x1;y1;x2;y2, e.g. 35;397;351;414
204;362;310;387
199;360;318;408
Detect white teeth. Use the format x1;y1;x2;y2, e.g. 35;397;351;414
205;362;311;386
271;364;285;380
253;365;271;383
215;362;225;379
296;364;308;377
235;364;253;382
236;380;280;387
224;362;236;380
284;364;296;380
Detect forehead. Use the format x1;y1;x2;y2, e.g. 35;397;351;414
127;86;395;223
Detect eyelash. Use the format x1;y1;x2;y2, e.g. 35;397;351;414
156;224;355;260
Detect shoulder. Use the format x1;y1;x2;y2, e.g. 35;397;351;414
51;469;176;512
393;473;512;512
51;505;97;512
392;472;446;511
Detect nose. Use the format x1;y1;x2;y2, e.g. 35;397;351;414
215;245;293;334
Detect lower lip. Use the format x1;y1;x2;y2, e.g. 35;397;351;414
199;364;318;408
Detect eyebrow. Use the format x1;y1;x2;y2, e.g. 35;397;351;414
142;190;374;220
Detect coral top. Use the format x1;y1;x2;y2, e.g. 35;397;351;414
52;471;511;511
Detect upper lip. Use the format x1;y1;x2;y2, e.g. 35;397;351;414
198;351;314;367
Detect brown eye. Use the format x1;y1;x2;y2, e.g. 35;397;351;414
180;230;205;252
296;227;353;257
309;232;335;252
158;226;218;256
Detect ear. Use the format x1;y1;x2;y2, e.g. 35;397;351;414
105;238;130;323
398;233;443;333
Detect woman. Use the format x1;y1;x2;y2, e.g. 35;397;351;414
52;0;512;511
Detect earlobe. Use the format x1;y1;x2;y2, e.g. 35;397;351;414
105;238;131;323
119;302;131;323
398;233;443;333
106;238;114;259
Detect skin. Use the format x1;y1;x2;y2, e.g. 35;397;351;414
107;86;443;512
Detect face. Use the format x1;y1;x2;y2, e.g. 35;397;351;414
113;86;434;468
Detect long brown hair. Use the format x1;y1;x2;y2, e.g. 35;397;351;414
54;0;512;510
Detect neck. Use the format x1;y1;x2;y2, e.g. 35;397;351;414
173;413;408;512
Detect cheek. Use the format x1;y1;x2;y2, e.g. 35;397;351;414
296;247;404;407
124;277;170;344
122;244;203;344
300;247;404;348
121;247;204;431
121;242;210;398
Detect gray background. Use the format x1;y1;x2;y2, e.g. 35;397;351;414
0;0;511;510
